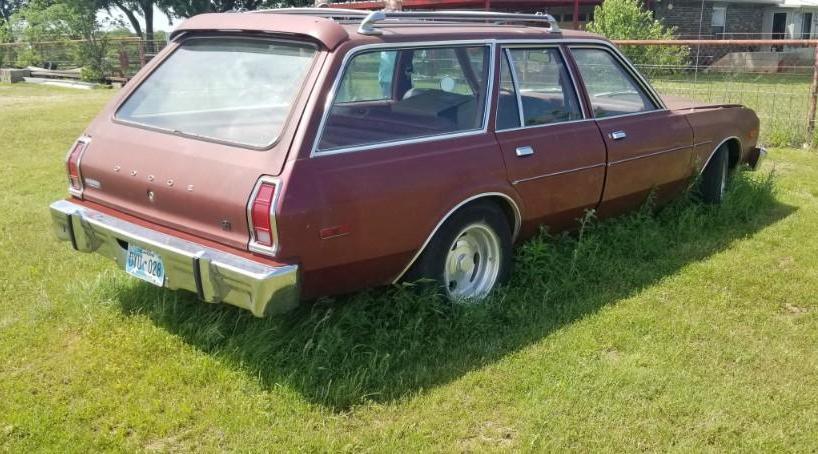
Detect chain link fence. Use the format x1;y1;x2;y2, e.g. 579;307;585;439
0;37;168;80
2;36;816;146
615;38;818;147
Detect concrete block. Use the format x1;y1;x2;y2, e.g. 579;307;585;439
0;68;31;83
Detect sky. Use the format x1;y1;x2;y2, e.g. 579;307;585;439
98;5;176;33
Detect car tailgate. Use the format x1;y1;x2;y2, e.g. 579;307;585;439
77;122;287;250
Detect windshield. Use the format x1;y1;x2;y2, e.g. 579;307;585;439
116;38;316;148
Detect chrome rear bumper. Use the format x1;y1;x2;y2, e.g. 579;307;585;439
747;146;767;171
49;199;298;317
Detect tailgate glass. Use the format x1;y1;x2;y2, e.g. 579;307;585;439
116;37;316;148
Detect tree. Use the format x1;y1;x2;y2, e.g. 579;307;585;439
104;0;174;47
164;0;307;18
585;0;688;73
0;0;26;24
107;0;143;37
11;0;113;80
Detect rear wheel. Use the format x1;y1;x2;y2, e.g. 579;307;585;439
699;146;730;204
407;202;512;301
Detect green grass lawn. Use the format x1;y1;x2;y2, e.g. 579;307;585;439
644;71;814;147
2;83;818;451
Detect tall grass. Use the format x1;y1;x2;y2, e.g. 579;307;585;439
92;170;783;410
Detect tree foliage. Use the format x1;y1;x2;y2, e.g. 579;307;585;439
10;0;113;81
164;0;308;18
1;0;26;24
585;0;688;71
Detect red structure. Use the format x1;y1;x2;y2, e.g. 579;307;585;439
330;0;604;29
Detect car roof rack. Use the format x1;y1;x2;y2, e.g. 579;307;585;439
251;8;561;36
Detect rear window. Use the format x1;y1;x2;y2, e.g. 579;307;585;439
116;38;316;148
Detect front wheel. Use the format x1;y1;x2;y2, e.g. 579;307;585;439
699;146;730;204
407;202;512;301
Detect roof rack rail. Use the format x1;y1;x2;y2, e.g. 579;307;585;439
251;8;561;35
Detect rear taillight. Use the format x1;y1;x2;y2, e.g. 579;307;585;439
247;177;279;256
65;137;90;198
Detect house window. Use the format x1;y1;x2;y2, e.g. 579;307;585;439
711;7;727;38
802;13;813;39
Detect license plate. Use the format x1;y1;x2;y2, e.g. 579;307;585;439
125;245;165;287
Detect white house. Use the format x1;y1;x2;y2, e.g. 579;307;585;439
762;0;818;39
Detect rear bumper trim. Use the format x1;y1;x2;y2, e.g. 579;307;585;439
66;213;78;251
50;199;299;317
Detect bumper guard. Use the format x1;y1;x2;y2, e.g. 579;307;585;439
49;199;298;317
747;146;767;171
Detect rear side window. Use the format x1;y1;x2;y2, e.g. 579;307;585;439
571;47;656;118
116;38;316;148
497;47;582;129
317;45;490;152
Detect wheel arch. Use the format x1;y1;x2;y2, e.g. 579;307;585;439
391;192;521;284
701;136;742;173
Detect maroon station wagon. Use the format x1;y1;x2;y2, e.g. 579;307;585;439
50;9;766;316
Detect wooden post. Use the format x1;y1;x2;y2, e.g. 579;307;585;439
808;44;818;141
573;0;579;29
138;38;146;68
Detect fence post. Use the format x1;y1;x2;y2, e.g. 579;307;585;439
808;43;818;142
138;38;146;68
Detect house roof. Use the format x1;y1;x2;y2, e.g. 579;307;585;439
778;0;818;7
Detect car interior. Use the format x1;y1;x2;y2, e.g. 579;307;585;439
318;47;488;151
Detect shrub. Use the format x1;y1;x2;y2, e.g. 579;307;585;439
15;46;42;67
586;0;688;75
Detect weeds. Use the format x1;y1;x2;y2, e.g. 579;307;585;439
4;84;815;451
100;170;781;410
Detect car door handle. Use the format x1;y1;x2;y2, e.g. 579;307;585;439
609;130;627;140
515;146;534;157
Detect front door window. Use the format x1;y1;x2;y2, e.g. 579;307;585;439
571;47;657;119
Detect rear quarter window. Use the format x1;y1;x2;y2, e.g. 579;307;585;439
317;45;490;153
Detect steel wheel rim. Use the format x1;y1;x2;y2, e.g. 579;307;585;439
443;222;501;300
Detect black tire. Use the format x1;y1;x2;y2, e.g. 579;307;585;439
699;146;730;204
405;201;513;300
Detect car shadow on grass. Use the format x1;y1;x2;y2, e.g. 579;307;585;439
111;171;794;410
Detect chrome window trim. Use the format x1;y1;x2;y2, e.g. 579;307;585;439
496;44;587;132
503;48;525;130
112;35;320;151
310;39;497;158
246;175;282;257
391;191;522;284
568;43;667;118
593;109;669;122
309;38;667;156
495;117;596;134
700;136;742;174
558;45;588;118
492;39;666;110
313;129;489;157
